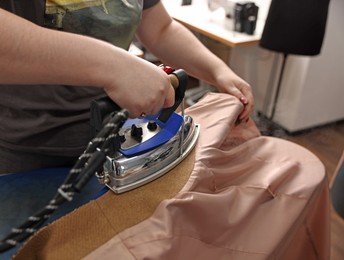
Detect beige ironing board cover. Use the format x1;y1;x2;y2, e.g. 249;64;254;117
14;93;330;260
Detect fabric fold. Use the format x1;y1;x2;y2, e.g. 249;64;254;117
13;93;329;260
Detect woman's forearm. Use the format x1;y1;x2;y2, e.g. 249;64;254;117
136;3;230;86
0;8;175;118
0;8;126;88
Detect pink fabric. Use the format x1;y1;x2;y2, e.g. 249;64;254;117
84;93;330;260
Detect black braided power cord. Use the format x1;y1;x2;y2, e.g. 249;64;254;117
0;109;128;253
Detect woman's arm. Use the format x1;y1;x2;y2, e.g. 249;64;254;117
0;8;174;117
136;2;254;121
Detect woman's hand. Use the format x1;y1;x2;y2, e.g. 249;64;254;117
214;69;254;123
102;56;175;118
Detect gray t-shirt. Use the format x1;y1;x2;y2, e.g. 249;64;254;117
0;0;159;156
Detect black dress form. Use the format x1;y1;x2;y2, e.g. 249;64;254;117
260;0;331;56
259;0;331;122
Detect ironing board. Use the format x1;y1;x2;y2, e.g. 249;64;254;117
8;93;330;260
0;167;105;259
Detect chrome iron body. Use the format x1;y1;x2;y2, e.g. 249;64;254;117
97;114;199;194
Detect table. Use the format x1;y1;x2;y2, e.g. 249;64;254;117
164;2;264;48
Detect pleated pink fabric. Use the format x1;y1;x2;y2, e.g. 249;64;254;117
84;93;330;260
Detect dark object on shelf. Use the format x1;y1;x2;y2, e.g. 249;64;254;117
182;0;192;6
234;2;259;35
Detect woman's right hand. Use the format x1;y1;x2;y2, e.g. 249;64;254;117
102;53;175;118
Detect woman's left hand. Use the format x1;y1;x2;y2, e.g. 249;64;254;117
215;70;254;124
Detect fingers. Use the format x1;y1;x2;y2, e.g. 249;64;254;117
221;79;254;124
238;90;254;121
163;84;175;108
146;83;175;117
230;85;254;118
116;83;175;119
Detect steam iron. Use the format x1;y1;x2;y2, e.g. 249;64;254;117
91;67;200;194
